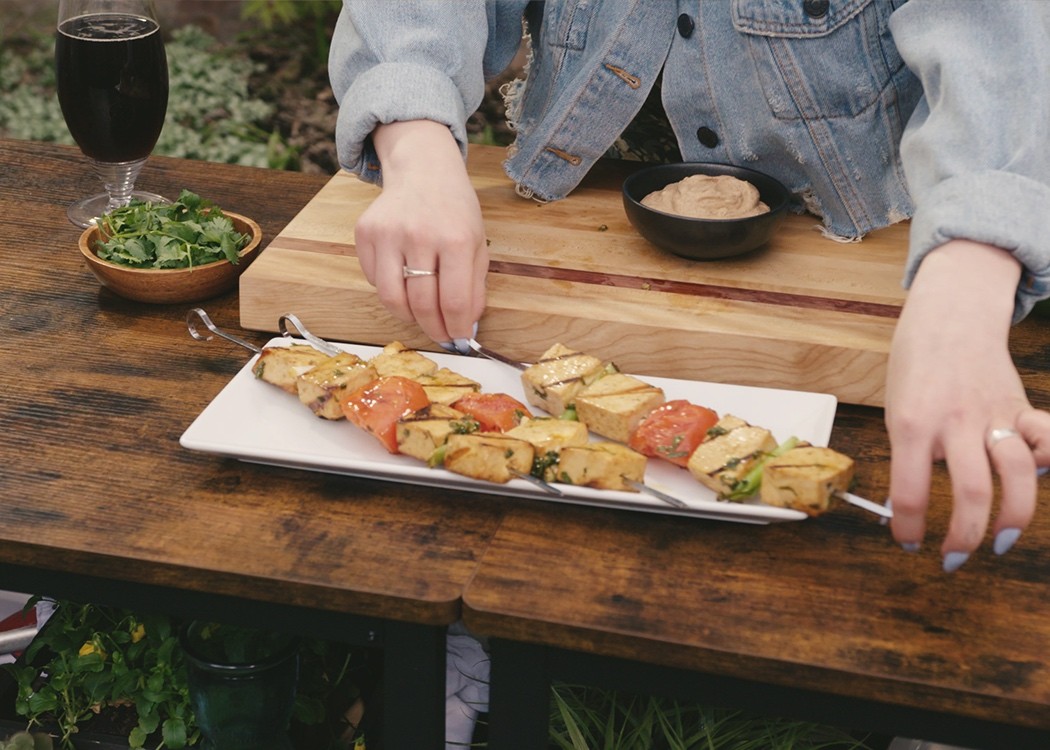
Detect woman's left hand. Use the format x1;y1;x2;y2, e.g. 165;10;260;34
885;239;1050;571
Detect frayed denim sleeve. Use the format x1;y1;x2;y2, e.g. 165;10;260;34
891;0;1050;322
328;1;526;185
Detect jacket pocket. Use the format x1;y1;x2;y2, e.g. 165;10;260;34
732;0;907;120
541;0;599;51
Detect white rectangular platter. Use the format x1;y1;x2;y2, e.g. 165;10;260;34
181;339;839;525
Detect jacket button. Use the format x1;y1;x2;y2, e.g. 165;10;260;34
803;0;830;18
696;127;719;148
677;14;695;38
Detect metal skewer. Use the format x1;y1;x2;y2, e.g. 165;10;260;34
836;491;893;519
621;477;690;510
510;469;565;497
186;308;261;354
278;313;342;357
466;338;527;370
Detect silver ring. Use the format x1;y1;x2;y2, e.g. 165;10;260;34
987;427;1023;450
403;266;437;278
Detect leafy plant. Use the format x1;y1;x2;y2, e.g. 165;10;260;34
240;0;342;68
4;600;197;750
182;621;294;665
3;601;366;750
95;189;249;269
548;682;880;750
0;732;53;750
159;25;298;170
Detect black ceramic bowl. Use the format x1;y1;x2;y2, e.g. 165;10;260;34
622;163;790;260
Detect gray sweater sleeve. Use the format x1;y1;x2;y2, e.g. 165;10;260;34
891;0;1050;320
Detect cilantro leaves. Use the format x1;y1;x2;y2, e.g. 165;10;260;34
95;189;250;269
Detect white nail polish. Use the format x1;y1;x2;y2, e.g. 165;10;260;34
942;551;970;573
994;527;1022;555
453;338;471;354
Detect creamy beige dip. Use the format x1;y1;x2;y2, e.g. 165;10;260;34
641;174;770;220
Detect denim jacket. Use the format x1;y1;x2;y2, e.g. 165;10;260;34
330;0;1050;319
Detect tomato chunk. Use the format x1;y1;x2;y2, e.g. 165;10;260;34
341;376;430;453
628;399;718;467
451;391;532;433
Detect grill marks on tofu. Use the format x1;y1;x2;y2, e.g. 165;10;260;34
574;373;665;444
253;344;332;394
760;445;854;516
443;433;535;484
687;414;777;496
520;343;607;417
370;341;439;380
416;368;481;405
395;404;478;464
254;338;857;515
296;352;378;420
555;442;647;491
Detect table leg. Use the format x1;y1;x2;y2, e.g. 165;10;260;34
381;620;447;749
486;638;551;749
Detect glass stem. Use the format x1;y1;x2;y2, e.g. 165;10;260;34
91;157;149;212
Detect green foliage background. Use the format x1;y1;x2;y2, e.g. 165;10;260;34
0;24;296;169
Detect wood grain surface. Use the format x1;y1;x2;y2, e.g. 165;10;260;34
464;340;1050;739
4;138;1049;745
240;146;909;406
0;139;506;626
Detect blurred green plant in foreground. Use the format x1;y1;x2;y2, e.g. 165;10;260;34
547;682;882;750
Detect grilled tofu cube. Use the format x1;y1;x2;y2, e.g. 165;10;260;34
574;373;665;443
369;341;439;380
416;367;481;406
442;433;535;484
296;352;377;420
687;414;777;497
396;404;477;463
760;445;855;516
555;442;647;491
520;343;608;417
505;418;590;453
252;344;332;394
506;418;591;481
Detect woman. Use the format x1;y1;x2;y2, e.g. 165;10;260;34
328;0;1050;572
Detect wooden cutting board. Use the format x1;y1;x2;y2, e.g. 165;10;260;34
240;145;908;406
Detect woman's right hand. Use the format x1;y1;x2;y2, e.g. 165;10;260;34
354;120;489;349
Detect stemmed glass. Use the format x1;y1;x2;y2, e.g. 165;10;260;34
56;0;169;228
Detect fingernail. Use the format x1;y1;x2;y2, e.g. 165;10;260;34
1037;466;1049;477
943;551;970;573
472;321;479;337
901;541;920;553
437;342;457;353
994;527;1022;555
452;338;471;354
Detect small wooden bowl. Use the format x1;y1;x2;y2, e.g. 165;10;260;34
78;212;262;304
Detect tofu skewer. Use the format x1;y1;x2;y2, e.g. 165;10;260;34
189;314;886;518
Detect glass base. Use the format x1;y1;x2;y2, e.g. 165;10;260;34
66;189;169;228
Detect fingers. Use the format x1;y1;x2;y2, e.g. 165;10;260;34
938;429;996;571
887;425;933;552
1018;409;1050;469
985;427;1037;555
890;413;1046;572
